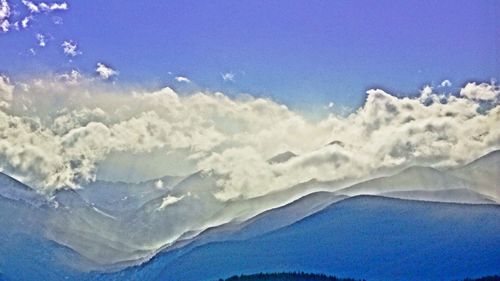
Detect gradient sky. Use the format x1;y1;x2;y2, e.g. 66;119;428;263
0;0;498;109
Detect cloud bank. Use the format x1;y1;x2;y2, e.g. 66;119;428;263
0;75;498;200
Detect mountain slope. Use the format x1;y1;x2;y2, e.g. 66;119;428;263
268;151;297;164
337;166;472;196
167;192;348;252
156;196;500;281
76;175;183;212
0;173;46;207
451;150;500;201
380;188;496;204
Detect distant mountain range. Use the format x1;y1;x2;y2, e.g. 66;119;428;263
0;150;498;280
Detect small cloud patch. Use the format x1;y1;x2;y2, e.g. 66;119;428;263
96;63;118;80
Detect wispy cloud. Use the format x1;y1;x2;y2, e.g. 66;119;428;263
36;33;46;47
1;0;68;33
52;16;63;25
22;0;39;13
0;0;11;32
221;72;235;82
175;76;190;83
440;79;452;87
39;2;68;12
21;15;32;28
61;40;81;57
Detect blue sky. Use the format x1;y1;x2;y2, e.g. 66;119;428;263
0;0;498;108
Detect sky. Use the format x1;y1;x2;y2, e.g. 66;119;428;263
0;0;498;109
0;0;499;191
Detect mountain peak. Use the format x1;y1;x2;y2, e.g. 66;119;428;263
326;140;344;147
268;151;297;164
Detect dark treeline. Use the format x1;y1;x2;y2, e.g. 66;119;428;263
459;276;500;281
217;272;363;281
215;272;500;281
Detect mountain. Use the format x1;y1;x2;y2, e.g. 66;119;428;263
1;151;499;280
49;148;500;265
1;193;498;281
155;196;500;281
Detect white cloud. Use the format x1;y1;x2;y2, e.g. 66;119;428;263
0;74;498;200
22;0;68;14
0;74;14;102
61;40;81;57
157;195;184;210
175;76;190;83
440;79;452;87
39;2;67;12
22;0;39;13
50;2;67;10
0;0;68;33
36;33;46;47
0;0;11;32
57;69;81;84
0;18;8;32
38;2;49;11
21;15;32;28
460;82;499;101
221;72;235;82
95;63;118;80
154;179;163;189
